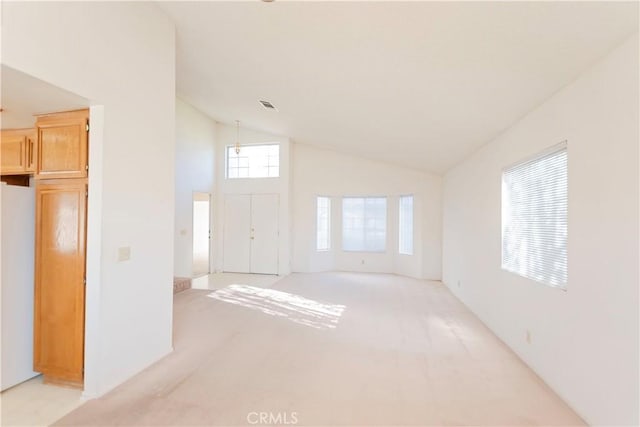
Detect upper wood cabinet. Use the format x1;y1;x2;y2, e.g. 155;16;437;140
1;128;37;175
35;110;89;180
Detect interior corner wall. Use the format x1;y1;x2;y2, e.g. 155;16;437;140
174;99;216;278
291;143;442;280
1;2;176;397
214;124;291;275
442;34;639;425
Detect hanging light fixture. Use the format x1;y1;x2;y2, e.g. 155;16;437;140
235;120;241;154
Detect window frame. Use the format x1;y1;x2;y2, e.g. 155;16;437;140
341;196;388;253
501;141;568;289
398;194;414;255
225;143;280;179
316;196;331;252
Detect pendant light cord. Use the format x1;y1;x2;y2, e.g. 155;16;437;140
235;120;241;155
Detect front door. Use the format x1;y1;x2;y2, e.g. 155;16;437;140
250;194;279;274
223;194;251;273
222;194;279;274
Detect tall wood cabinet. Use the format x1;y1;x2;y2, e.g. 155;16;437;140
33;179;87;386
33;109;89;387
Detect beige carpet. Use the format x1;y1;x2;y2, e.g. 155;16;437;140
54;272;584;426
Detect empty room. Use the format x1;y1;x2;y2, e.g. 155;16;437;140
0;1;638;426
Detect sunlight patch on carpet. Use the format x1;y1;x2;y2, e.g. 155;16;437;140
207;284;346;330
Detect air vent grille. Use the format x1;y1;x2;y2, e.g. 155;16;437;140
259;100;277;111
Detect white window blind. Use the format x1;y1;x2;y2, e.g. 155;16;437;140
342;197;387;252
398;195;414;255
501;144;567;288
316;196;331;251
227;144;279;178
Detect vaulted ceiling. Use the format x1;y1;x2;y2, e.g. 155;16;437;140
159;1;638;174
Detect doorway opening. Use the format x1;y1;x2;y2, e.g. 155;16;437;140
1;64;94;424
192;192;211;277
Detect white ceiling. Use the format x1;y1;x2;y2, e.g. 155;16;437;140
159;1;638;174
1;65;89;129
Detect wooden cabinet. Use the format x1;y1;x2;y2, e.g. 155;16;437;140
33;178;87;386
1;129;37;175
35;110;88;180
1;110;92;388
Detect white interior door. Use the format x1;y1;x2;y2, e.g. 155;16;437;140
192;192;211;277
223;194;251;273
250;194;279;274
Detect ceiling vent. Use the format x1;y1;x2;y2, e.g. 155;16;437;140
259;100;277;111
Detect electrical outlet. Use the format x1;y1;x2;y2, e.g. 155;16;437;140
457;280;461;287
526;330;531;344
118;246;131;262
361;259;365;265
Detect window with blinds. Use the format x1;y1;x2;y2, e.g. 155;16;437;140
399;195;414;255
316;196;331;251
342;197;387;252
501;143;567;288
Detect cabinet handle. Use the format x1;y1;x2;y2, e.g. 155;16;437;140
29;138;34;167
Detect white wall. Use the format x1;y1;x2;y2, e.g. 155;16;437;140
291;144;442;280
442;35;639;425
214;124;291;275
1;183;38;391
2;2;176;397
174;99;216;278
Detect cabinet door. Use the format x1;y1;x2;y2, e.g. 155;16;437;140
1;131;27;175
36;110;88;179
34;179;86;386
